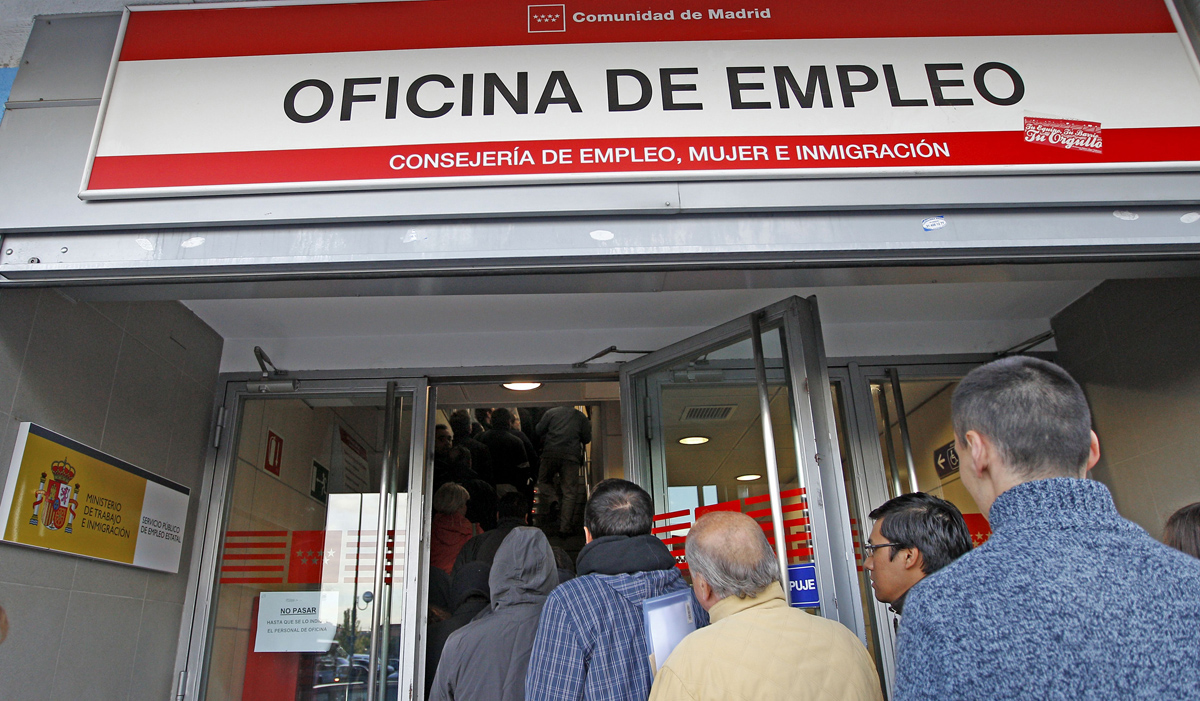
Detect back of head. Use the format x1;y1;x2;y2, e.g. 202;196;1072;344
433;482;470;515
869;492;973;574
489;407;514;430
685;511;779;599
1164;502;1200;559
474;407;492;429
952;356;1092;478
490;527;558;606
497;491;530;521
450;561;491;609
584;478;653;537
448;409;473;440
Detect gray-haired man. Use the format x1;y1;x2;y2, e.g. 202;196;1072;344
648;511;881;701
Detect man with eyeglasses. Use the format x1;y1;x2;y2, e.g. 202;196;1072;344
863;493;972;630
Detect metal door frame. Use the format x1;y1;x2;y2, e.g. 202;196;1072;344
619;296;864;638
175;376;430;701
834;359;984;696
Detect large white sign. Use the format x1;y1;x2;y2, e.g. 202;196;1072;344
255;590;340;653
80;0;1200;199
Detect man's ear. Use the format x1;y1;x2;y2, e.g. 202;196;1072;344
692;573;719;611
963;429;990;478
902;547;924;572
583;527;592;544
1084;430;1101;475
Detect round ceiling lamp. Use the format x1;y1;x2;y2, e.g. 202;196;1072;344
736;474;762;481
502;382;542;391
678;436;710;445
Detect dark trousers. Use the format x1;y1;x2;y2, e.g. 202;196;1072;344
537;457;583;531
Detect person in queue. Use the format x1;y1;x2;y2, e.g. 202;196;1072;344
424;562;490;698
863;492;972;630
477;408;534;499
429;528;557;701
648;511;882;701
1164;501;1200;559
454;491;531;572
525;479;708;701
535;404;592;536
449;409;493;484
429;483;478;575
894;356;1200;699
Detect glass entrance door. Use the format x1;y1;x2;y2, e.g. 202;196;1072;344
619;297;863;637
837;362;989;696
184;379;428;701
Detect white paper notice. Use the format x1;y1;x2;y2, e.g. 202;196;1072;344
255;591;339;653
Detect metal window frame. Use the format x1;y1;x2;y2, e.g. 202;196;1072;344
174;375;429;701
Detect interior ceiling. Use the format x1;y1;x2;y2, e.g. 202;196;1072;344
661;384;798;493
186;280;1097;347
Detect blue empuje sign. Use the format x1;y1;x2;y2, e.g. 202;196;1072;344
787;563;820;608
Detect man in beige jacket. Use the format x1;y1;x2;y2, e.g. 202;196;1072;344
648;511;882;701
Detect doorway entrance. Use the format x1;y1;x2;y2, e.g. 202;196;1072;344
180;296;1008;701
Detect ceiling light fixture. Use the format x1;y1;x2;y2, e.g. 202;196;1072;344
736;474;761;481
589;229;615;241
502;382;542;391
678;436;710;445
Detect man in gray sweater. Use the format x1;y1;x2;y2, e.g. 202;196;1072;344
895;356;1200;700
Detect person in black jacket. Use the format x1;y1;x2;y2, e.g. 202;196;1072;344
449;409;493;484
477;408;534;499
429;528;558;701
454;492;530;573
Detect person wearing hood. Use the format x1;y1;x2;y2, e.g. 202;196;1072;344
425;562;491;699
526;479;708;701
429;527;557;701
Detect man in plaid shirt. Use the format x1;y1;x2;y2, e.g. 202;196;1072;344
526;479;708;701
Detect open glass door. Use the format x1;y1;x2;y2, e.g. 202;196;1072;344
183;378;428;701
619;297;863;638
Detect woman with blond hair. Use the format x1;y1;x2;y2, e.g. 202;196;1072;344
430;483;478;574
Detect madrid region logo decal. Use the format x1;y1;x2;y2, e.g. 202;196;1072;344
528;4;566;32
29;458;81;533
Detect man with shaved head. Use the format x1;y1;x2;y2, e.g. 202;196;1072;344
649;511;882;701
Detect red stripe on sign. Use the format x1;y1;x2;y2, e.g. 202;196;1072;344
87;127;1200;193
221;565;286;572
219;577;284;584
223;541;287;549
651;523;691;535
223;553;286;561
117;0;1175;61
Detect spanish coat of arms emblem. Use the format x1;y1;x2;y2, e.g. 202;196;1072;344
29;459;80;533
